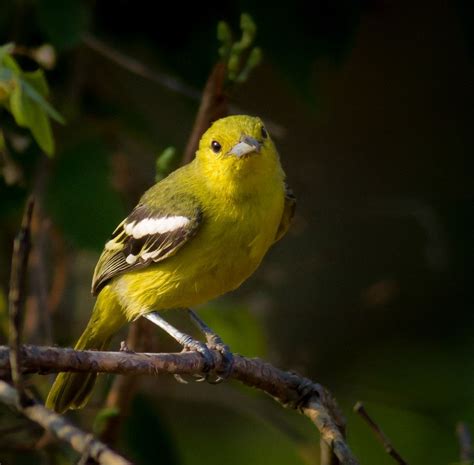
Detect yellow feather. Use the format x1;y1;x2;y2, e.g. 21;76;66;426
46;115;291;412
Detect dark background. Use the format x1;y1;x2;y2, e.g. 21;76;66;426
0;1;473;464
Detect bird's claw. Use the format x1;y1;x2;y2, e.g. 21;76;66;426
172;337;215;384
186;309;234;383
174;374;189;384
191;339;234;384
174;336;234;385
205;338;234;384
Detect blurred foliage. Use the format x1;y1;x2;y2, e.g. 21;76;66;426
0;1;473;464
197;302;268;357
122;395;180;465
218;13;262;84
0;42;64;155
45;139;124;250
92;406;119;436
155;146;178;182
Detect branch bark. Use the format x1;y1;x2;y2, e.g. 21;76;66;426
354;401;408;465
0;344;359;465
0;380;131;465
8;196;34;401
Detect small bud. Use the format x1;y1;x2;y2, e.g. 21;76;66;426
32;44;56;70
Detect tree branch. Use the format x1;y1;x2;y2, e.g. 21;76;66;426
8;196;34;402
354;401;408;465
0;380;131;465
0;345;359;465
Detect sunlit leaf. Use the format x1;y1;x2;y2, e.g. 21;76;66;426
21;80;64;125
0;43;14;63
0;45;64;155
9;79;54;155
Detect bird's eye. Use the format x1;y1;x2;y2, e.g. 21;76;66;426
261;126;268;139
211;140;222;153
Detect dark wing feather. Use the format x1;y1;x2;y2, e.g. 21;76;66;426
274;183;296;243
91;203;202;295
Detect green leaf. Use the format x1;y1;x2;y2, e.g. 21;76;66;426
217;21;233;59
2;53;22;74
238;13;256;50
0;45;64;155
9;79;28;126
22;69;49;96
22;70;65;124
0;69;14;102
219;14;261;84
0;43;14;63
235;47;262;84
9;79;55;155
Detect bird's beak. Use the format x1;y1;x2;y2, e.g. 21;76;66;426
227;135;262;158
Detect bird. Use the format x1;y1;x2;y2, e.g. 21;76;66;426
46;115;296;413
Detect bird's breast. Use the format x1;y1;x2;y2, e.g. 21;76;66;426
115;184;285;316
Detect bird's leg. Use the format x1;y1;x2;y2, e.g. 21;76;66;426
143;311;214;383
187;309;234;384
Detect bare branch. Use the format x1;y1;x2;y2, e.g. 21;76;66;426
0;380;131;465
0;345;359;465
354;401;408;465
8;197;34;402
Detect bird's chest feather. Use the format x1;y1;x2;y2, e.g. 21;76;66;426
197;189;283;289
116;184;284;313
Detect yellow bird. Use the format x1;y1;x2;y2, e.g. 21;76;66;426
46;115;295;413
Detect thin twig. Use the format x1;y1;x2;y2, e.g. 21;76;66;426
0;380;131;465
354;401;408;465
8;196;34;402
456;422;473;462
82;34;287;140
0;345;358;465
82;34;200;100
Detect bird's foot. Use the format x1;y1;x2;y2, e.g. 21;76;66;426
173;335;216;384
188;309;234;384
143;310;233;384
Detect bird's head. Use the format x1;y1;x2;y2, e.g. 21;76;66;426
196;115;283;193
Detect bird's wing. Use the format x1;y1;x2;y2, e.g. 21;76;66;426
274;183;296;243
92;199;202;295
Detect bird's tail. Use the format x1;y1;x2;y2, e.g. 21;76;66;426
45;287;125;413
